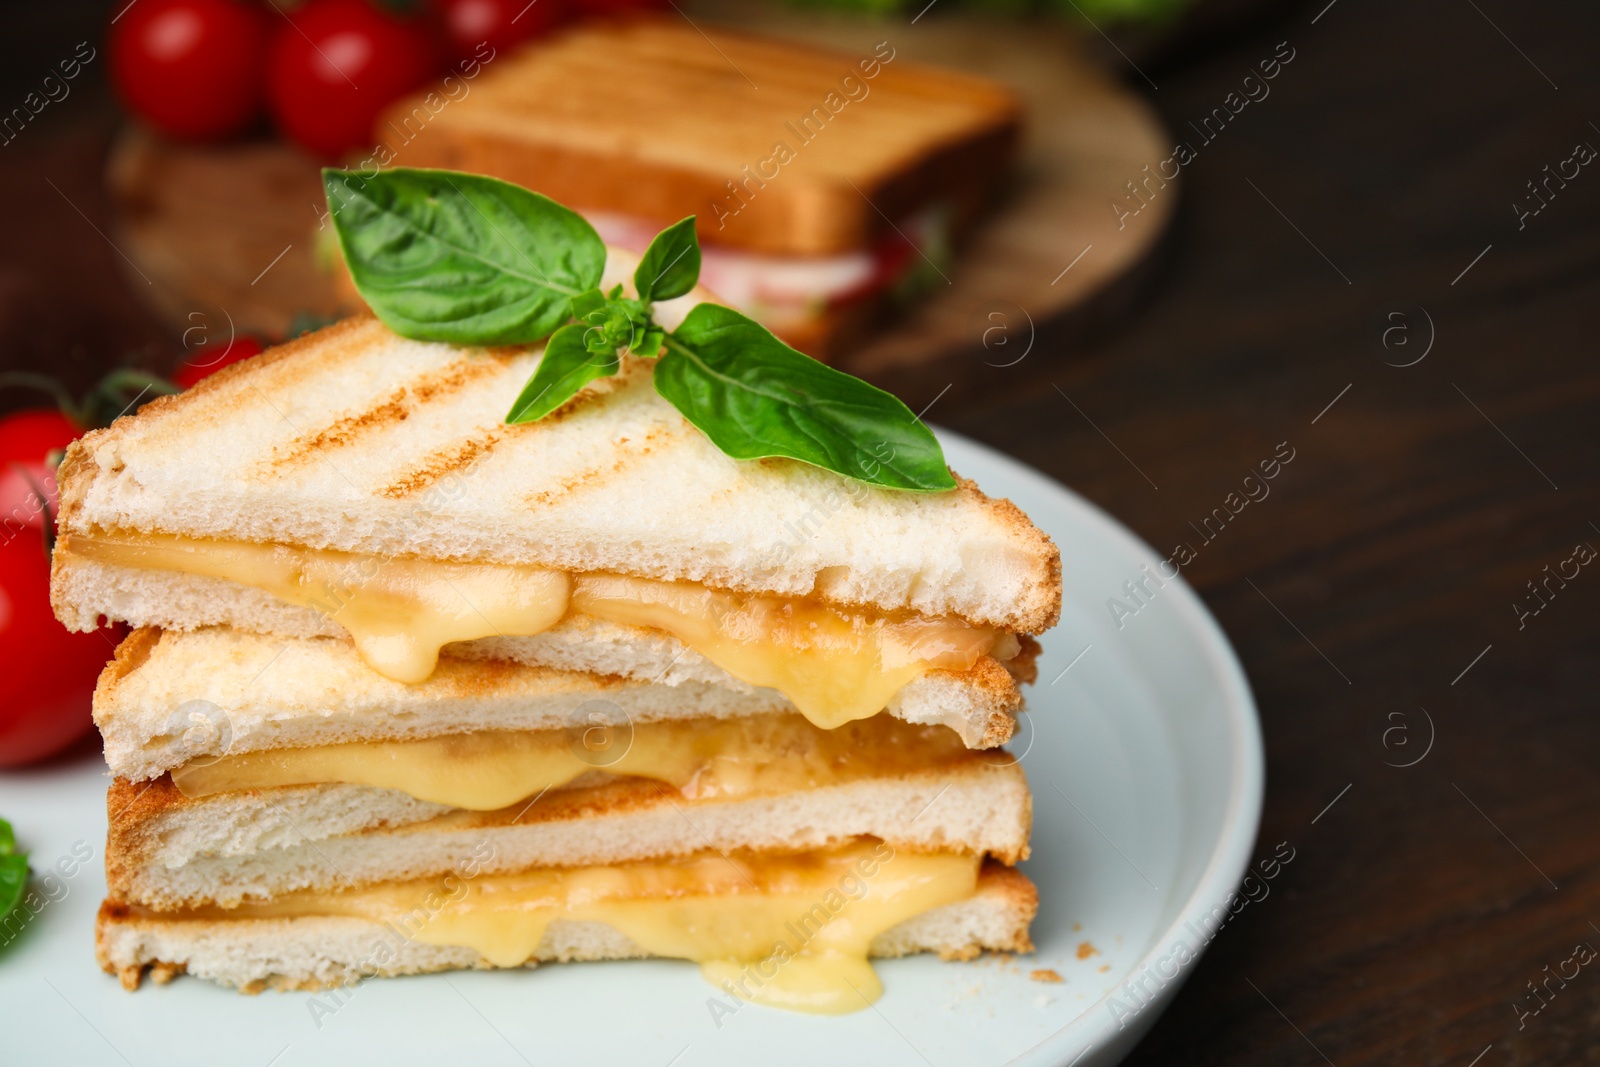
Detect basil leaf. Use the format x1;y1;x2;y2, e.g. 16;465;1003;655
0;818;25;927
324;168;605;345
506;324;619;424
0;855;23;921
636;326;665;359
658;305;956;491
571;288;607;320
634;217;701;303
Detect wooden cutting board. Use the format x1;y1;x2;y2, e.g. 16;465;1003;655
106;12;1175;394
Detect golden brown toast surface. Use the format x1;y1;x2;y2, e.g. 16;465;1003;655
379;17;1021;254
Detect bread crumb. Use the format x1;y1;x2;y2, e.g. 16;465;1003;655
1030;968;1064;983
1098;964;1111;973
1034;994;1055;1007
1076;941;1099;960
1072;922;1082;932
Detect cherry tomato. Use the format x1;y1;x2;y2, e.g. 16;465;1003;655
434;0;564;63
0;412;120;768
172;335;265;389
0;410;77;535
266;0;439;158
108;0;272;140
0;531;120;768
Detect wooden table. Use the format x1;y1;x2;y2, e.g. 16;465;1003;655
2;2;1598;1063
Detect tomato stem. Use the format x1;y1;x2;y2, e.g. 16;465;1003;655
84;371;181;429
0;373;81;427
0;370;181;431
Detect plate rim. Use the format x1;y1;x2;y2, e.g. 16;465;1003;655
936;429;1266;1067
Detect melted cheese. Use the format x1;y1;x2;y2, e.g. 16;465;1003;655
170;714;974;810
573;574;999;728
66;532;1003;725
189;840;979;1013
67;534;568;683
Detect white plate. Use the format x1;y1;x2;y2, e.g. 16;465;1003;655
0;430;1262;1067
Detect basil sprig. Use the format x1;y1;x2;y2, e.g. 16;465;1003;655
324;168;955;492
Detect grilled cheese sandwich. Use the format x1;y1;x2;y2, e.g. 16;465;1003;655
61;307;1058;1008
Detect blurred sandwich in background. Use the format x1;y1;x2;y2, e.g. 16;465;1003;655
357;16;1022;359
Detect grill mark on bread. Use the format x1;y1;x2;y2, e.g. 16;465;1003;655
378;429;504;499
267;357;506;472
268;387;410;470
524;425;676;509
105;317;387;436
228;316;390;400
482;344;538;361
54;319;390;542
406;355;508;401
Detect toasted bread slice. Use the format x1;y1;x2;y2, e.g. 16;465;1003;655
98;863;1036;992
96;627;1032;774
380;17;1021;256
105;757;1031;910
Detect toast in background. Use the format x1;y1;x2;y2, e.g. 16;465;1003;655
368;16;1023;357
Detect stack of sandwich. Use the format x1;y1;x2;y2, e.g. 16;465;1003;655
363;16;1022;359
51;315;1059;1011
